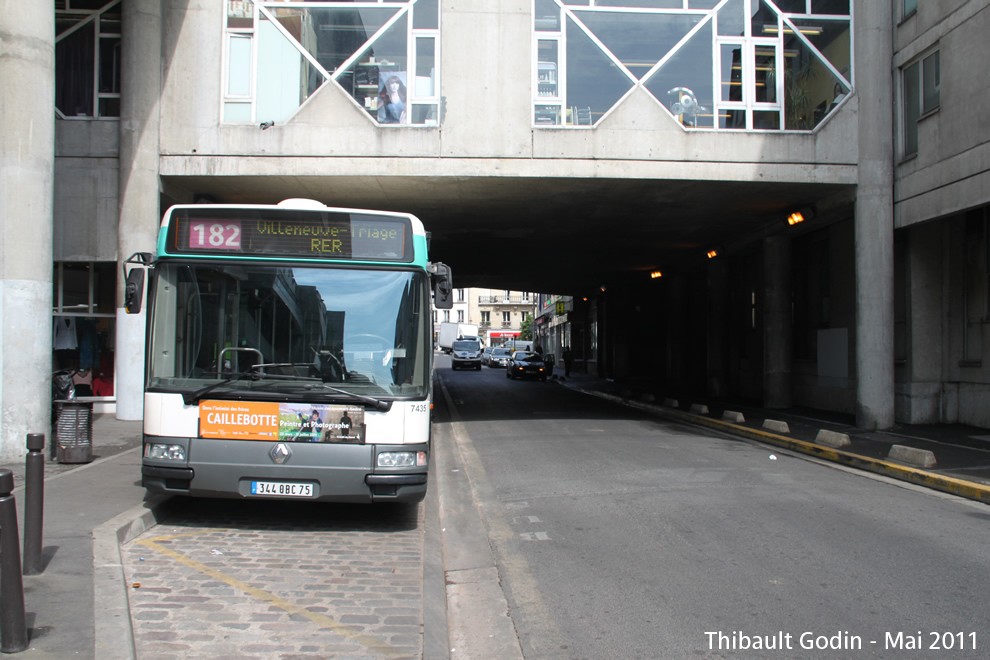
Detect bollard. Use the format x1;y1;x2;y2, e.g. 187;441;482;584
23;433;46;576
0;469;29;652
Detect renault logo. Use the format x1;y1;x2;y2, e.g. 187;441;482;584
270;443;291;464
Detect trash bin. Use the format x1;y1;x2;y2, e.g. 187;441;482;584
52;401;94;464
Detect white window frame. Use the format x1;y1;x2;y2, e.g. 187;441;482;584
533;0;851;132
222;0;441;126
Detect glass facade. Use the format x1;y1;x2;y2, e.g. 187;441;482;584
533;0;852;130
224;0;440;125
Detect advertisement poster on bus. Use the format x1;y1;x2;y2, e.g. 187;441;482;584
199;400;365;443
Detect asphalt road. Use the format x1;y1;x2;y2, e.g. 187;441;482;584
436;354;990;660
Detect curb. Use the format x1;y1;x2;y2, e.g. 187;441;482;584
574;387;990;506
92;495;175;660
435;376;526;659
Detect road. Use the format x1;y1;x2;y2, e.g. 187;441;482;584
435;354;990;660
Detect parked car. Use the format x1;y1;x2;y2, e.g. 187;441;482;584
481;346;494;366
489;347;513;368
506;351;547;381
451;339;483;370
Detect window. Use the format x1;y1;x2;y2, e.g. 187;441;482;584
224;0;440;126
457;288;465;302
901;49;939;157
903;0;918;19
502;311;511;326
481;311;490;325
52;262;117;393
443;310;450;322
56;1;122;118
534;0;851;131
457;309;465;323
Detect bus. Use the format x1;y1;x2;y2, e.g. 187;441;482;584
123;198;452;503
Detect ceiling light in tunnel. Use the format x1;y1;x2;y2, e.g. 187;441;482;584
706;248;719;259
786;211;805;226
650;271;663;279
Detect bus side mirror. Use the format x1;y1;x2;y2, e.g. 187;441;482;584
124;268;145;314
431;262;453;310
123;252;153;314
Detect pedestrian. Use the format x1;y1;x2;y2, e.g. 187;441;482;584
563;346;573;377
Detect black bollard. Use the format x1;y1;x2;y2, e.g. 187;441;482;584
0;468;29;652
23;433;46;576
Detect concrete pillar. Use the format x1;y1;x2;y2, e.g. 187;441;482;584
903;223;943;422
0;4;55;461
706;258;729;398
115;0;162;420
763;236;792;409
853;1;895;429
666;276;687;391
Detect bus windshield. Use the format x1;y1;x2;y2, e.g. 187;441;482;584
147;262;430;399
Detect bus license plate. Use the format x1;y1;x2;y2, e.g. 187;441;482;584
250;481;314;497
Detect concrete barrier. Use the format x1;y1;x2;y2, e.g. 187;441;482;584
663;398;679;408
689;404;709;415
888;444;937;468
815;429;851;448
763;419;790;434
722;411;745;423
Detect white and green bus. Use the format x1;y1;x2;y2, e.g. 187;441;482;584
124;199;452;503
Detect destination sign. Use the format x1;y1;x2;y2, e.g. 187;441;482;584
166;208;412;262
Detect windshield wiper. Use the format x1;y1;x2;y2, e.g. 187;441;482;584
182;371;261;405
310;383;392;412
183;370;391;412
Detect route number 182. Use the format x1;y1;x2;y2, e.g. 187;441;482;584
188;221;242;250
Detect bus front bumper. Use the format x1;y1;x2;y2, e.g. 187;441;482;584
142;438;428;503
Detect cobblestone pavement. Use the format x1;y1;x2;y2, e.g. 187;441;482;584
120;499;426;659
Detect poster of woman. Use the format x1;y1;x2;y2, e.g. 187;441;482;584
377;72;408;124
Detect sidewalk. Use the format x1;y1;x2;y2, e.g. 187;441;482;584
555;370;990;505
3;414;149;659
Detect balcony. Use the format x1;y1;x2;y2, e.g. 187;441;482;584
478;295;532;305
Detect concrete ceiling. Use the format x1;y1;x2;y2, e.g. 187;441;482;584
165;174;855;296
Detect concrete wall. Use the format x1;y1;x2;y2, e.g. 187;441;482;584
157;0;859;184
890;1;990;427
894;0;990;228
53;157;119;262
53;121;119;270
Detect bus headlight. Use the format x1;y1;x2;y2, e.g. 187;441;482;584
377;451;427;467
144;443;186;461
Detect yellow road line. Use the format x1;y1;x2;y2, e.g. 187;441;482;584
135;534;409;658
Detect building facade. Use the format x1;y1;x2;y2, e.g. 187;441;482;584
2;1;989;461
434;288;535;347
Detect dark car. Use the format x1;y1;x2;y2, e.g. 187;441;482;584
506;351;547;381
